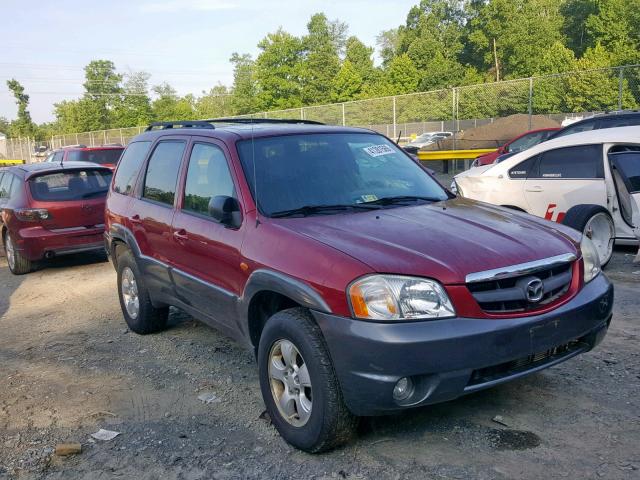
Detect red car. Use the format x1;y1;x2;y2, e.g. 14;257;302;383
105;119;612;452
1;162;112;274
473;127;560;166
45;145;125;170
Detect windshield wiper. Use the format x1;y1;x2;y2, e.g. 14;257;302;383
270;203;379;218
362;195;442;206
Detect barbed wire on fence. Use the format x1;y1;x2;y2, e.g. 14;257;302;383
3;64;640;162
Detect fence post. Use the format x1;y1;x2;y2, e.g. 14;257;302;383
392;96;397;141
618;67;624;110
75;133;79;145
341;103;346;126
120;128;124;145
103;131;107;145
528;77;533;130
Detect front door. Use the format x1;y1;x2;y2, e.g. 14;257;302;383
170;139;246;332
609;150;640;242
523;144;607;223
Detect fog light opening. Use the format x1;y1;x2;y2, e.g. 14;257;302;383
393;377;414;402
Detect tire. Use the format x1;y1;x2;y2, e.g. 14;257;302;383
258;307;357;453
3;231;33;275
562;204;615;267
116;248;169;334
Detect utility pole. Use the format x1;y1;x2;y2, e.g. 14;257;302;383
493;38;500;82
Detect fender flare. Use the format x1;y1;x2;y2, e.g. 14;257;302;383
238;269;332;320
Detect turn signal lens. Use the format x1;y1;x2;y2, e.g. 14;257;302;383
15;208;50;222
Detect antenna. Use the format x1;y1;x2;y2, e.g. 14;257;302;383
396;130;402;144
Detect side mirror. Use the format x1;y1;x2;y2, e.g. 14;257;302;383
208;195;241;228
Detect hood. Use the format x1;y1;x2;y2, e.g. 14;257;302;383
276;197;578;285
454;163;494;180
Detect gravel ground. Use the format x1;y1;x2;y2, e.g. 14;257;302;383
0;247;638;480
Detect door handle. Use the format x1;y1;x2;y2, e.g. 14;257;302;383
173;229;188;242
526;186;543;192
130;214;142;224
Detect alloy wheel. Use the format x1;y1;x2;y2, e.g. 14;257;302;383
585;212;615;265
121;267;140;319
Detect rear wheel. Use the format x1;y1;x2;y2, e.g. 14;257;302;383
3;232;33;275
116;249;168;334
258;308;357;453
562;205;615;267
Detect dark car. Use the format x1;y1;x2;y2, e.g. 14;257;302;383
473;128;560;167
104;119;613;452
549;110;640;140
1;162;112;274
46;145;124;170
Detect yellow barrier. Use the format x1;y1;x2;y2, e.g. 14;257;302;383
0;159;25;166
417;148;497;161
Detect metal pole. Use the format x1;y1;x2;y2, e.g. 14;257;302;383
342;103;346;126
528;77;533;130
120;128;124;145
618;67;624;111
392;96;397;140
301;107;304;120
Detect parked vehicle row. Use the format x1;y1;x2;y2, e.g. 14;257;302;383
0;117;624;453
45;144;124;170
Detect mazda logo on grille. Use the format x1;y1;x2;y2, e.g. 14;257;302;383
525;278;544;303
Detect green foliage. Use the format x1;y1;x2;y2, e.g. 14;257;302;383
6;79;36;137
151;83;194;120
230;53;258;114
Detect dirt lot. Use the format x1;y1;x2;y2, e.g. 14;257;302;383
0;248;639;480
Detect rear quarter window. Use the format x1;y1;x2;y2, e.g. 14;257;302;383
532;145;603;179
30;170;113;202
113;142;152;195
508;156;537;179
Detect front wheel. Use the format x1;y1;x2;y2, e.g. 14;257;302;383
258;308;357;453
562;205;615;267
4;232;33;275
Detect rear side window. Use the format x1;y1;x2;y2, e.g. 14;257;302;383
532;145;603;179
183;143;236;216
0;173;13;198
30;170;113;201
113;142;151;195
143;141;185;206
610;152;640;193
508;156;537;179
68;149;124;165
553;120;597;139
598;116;640;129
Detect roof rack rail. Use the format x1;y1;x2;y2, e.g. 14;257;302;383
205;118;325;126
146;121;215;131
61;144;87;149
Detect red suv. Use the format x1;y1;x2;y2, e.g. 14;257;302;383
105;119;613;452
1;162;112;274
46;145;124;170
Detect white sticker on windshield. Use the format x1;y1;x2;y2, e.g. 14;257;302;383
363;145;395;157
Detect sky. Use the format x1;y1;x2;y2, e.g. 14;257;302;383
0;0;417;124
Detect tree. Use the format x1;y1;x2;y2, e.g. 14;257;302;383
83;60;123;128
6;79;36;137
467;0;565;79
383;54;420;95
114;71;153;127
230;53;258;114
0;117;10;135
254;28;304;109
300;13;342;105
196;84;234;118
376;29;400;67
345;37;375;84
151;83;194;120
332;60;364;102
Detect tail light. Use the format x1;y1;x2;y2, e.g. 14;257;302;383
15;208;51;222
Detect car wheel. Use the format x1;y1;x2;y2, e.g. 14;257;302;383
562;205;615;267
116;249;169;334
3;232;32;275
258;307;357;453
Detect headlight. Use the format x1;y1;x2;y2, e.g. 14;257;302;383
581;235;601;283
348;275;456;321
450;180;458;193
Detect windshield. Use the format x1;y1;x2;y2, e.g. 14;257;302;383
237;133;448;216
29;169;113;202
67;149;124;165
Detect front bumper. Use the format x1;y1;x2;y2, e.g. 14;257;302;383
16;226;105;261
313;273;613;416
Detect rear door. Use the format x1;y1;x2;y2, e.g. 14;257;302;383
129;137;186;269
170;139;246;330
523;144;607;223
28;168;112;229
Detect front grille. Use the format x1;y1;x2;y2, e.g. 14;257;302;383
467;262;573;314
468;339;585;387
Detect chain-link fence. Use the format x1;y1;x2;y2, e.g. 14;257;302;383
4;64;640;163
